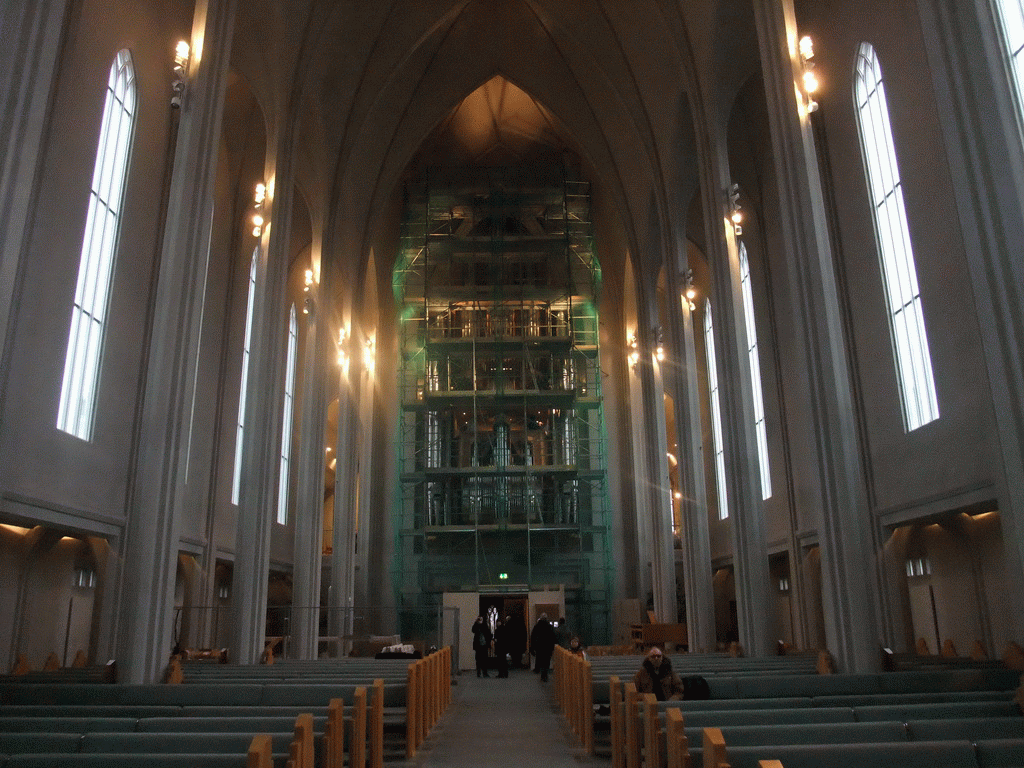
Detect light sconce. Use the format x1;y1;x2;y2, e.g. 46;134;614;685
251;182;266;237
628;332;640;370
171;40;190;108
302;269;314;315
683;268;697;312
653;326;665;362
799;35;819;114
728;183;743;236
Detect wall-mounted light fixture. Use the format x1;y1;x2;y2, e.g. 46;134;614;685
728;183;743;236
628;331;640;370
251;182;266;237
302;269;314;315
799;35;819;114
683;268;697;312
171;40;190;108
654;326;665;362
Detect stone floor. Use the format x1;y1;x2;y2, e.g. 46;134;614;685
404;665;606;768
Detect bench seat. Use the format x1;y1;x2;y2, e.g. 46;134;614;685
975;738;1024;768
907;718;1024;742
658;704;857;727
4;753;249;768
720;739;980;768
0;718;137;733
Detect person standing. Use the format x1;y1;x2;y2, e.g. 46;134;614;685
472;616;493;677
529;613;556;682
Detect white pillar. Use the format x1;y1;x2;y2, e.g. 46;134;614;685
916;0;1024;641
291;281;330;659
663;253;716;652
751;0;879;671
0;0;70;410
118;0;237;683
231;133;297;663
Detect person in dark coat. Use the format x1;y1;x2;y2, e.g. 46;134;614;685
472;616;493;677
633;646;685;700
529;613;556;681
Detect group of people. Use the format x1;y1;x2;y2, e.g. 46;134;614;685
472;615;687;701
471;612;587;681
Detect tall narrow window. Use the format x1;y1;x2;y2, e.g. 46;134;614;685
232;249;258;505
994;1;1024;104
276;304;298;525
703;300;729;520
739;244;772;500
57;50;136;439
854;43;939;431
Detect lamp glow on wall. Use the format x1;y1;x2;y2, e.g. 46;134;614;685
252;182;266;237
363;335;375;375
799;35;819;113
171;40;190;108
728;183;743;236
628;331;640;370
683;268;697;312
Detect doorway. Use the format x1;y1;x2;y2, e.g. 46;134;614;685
480;594;529;668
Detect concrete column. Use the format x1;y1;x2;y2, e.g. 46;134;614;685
118;0;237;683
663;254;716;652
330;331;359;650
633;291;677;624
916;0;1024;642
692;118;772;658
231;132;298;663
751;0;879;670
290;282;330;659
0;0;70;412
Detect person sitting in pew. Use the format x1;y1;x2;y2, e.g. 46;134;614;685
634;646;685;701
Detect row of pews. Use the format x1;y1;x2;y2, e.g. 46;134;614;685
554;646;1024;768
0;647;451;767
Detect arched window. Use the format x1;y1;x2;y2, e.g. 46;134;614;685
232;249;258;505
854;43;939;431
57;50;136;439
276;304;298;525
739;244;772;500
703;300;729;520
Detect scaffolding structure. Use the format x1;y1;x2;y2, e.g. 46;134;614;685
392;166;613;643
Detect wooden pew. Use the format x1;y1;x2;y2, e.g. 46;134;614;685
624;682;641;768
610;676;624;768
324;698;345;768
665;708;688;768
702;727;728;768
247;734;273;768
286;712;313;768
643;693;660;768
